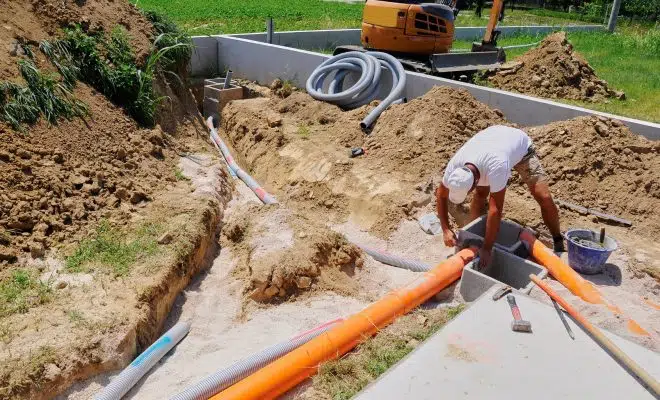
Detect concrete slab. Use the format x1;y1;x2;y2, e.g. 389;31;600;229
460;248;548;302
356;286;660;400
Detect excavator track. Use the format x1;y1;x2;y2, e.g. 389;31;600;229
333;45;505;76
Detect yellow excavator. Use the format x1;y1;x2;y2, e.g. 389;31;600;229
335;0;507;75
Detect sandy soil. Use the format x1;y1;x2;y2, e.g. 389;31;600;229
61;164;457;399
60;80;659;399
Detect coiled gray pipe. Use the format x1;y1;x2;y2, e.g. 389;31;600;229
95;321;191;400
169;320;340;400
306;51;406;130
357;244;432;273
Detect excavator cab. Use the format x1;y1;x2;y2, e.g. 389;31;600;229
361;0;458;55
335;0;506;76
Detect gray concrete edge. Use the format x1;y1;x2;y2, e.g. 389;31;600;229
201;35;659;139
225;24;604;48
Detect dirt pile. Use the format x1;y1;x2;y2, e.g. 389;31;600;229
223;204;364;303
366;86;508;178
221;86;508;237
487;32;624;102
1;0;153;81
0;85;183;263
526;116;660;232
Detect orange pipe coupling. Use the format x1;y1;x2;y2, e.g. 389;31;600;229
210;248;477;400
519;230;648;336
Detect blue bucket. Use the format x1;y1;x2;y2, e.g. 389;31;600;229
565;229;617;275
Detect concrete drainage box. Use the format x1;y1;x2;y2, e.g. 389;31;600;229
458;216;527;257
203;78;245;120
460;247;548;302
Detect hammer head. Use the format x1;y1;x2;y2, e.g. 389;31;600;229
511;320;533;333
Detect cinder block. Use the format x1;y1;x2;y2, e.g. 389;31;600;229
459;247;547;302
203;78;245;119
458;216;521;250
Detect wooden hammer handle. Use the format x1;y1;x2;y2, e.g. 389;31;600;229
530;274;660;397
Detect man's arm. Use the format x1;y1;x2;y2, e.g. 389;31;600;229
484;188;506;250
436;184;456;247
479;188;506;268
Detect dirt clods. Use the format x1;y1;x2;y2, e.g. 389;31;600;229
487;32;624;102
526;116;660;233
223;204;364;303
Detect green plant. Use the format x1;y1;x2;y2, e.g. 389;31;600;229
66;220;160;276
144;10;193;72
297;124;310;139
0;269;52;318
174;167;189;181
0;59;88;130
56;24;191;127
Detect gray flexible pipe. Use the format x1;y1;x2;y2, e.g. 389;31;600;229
95;321;192;400
356;244;432;272
206;117;277;205
169;321;340;400
305;51;406;130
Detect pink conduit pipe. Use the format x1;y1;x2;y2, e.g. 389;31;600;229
206;117;277;205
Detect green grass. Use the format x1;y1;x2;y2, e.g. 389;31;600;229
65;220;161;276
138;2;597;36
0;58;89;131
313;306;464;400
454;7;602;27
297;123;310;139
174;167;189;181
0;269;52;318
455;26;660;123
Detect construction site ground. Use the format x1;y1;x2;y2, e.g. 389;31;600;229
62;82;660;398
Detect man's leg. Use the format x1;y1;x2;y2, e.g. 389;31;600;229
470;186;490;222
528;181;561;238
515;152;565;251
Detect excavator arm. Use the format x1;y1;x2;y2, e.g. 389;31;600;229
475;0;506;50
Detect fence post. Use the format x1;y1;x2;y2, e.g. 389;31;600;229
607;0;622;32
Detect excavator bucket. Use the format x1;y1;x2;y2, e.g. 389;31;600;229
430;48;506;74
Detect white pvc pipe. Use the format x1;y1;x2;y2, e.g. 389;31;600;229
95;321;192;400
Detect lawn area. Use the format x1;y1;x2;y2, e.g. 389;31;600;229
137;1;598;35
454;24;660;123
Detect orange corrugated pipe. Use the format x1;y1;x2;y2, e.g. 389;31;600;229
210;248;477;400
519;230;648;336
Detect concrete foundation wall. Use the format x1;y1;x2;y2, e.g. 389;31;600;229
206;35;660;139
227;25;604;49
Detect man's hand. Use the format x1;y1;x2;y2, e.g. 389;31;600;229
443;229;457;247
478;247;492;270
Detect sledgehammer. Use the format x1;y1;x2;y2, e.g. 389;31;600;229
507;295;532;333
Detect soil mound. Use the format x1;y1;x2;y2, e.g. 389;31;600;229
0;85;181;263
367;86;508;178
487;32;624;102
526;116;660;232
224;204;364;303
221;86;507;237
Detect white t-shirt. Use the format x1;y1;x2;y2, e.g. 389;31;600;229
442;125;532;192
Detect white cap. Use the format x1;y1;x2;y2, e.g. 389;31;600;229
447;167;474;204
